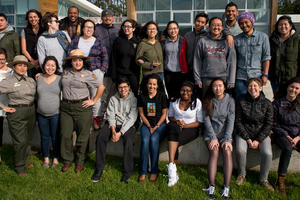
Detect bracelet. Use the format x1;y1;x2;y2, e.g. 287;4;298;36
156;124;160;128
263;74;268;78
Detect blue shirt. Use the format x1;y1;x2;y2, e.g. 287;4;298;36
234;30;271;81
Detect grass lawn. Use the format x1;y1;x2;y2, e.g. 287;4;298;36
0;145;299;200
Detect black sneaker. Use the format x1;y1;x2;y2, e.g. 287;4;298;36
91;170;103;183
120;176;129;184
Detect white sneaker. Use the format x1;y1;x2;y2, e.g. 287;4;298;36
221;186;230;199
203;185;216;198
167;162;179;187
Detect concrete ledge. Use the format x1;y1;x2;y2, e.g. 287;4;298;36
3;119;300;172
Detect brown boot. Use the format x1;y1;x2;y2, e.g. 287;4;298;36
276;176;286;196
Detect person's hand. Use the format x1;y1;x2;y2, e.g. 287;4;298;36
286;135;294;144
112;132;122;142
31;59;39;69
176;120;185;128
247;139;253;148
152;62;161;67
292;136;300;149
137;59;144;64
35;73;41;81
227;85;234;89
3;106;16;113
261;76;268;85
208;140;219;151
226;35;234;48
82;97;95;108
252;140;260;149
198;83;202;88
150;126;158;135
221;142;233;151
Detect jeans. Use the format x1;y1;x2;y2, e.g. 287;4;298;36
235;135;272;182
37;113;60;158
275;135;300;176
235;79;248;101
139;123;167;175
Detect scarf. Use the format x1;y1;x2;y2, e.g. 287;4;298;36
42;30;69;52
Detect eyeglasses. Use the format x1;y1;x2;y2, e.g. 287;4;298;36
0;58;6;61
51;20;59;23
118;86;129;90
122;25;133;29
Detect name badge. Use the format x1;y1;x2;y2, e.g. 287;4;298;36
14;83;21;87
80;74;84;78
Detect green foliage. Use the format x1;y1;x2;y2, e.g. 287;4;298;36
278;0;300;14
0;145;300;200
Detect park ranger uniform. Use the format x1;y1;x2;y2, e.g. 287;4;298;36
60;68;101;168
0;72;36;173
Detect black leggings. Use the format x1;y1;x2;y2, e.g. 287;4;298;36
0;117;4;147
168;121;199;160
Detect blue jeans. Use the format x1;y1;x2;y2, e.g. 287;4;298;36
235;79;248;101
139;123;167;174
37;113;60;158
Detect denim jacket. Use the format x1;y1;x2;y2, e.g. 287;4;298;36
234;30;271;80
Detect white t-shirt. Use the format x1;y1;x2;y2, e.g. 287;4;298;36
168;98;203;124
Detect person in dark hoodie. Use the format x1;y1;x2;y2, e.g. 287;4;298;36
269;16;300;93
202;78;235;199
109;19;141;96
235;78;274;191
0;13;20;62
161;21;188;100
273;77;300;196
59;6;85;40
193;17;236;98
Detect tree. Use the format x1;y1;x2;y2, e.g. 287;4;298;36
88;0;127;16
278;0;300;14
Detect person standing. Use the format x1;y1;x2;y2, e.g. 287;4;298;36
161;21;188;100
193;17;236;98
94;9;119;126
0;48;12;165
59;6;85;40
269;16;300;92
60;49;105;173
68;19;108;129
136;21;164;80
0;13;20;62
36;56;61;168
224;2;242;36
37;12;71;72
21;9;44;79
234;12;271;101
0;55;35;176
109;19;140;96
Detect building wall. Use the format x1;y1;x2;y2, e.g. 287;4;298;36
130;0;274;35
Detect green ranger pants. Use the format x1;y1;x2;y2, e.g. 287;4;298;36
60;101;92;165
7;105;36;173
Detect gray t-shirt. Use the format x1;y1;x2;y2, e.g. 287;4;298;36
164;37;181;72
37;75;61;116
78;37;96;56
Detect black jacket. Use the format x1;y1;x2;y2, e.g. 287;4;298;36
235;92;273;142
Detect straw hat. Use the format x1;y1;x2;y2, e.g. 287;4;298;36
8;55;33;69
65;49;87;60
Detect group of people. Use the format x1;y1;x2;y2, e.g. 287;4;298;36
0;1;299;199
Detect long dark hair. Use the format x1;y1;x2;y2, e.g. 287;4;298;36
202;78;227;117
140;74;165;96
63;58;91;71
274;15;296;35
162;21;179;39
119;19;141;40
140;21;159;39
275;77;300;112
25;9;42;29
42;56;60;75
